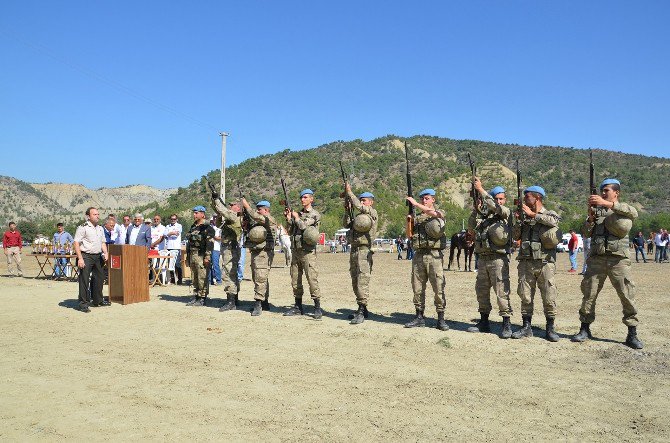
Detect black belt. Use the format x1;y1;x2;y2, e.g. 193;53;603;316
82;252;101;255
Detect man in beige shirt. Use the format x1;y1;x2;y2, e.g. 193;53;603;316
73;207;108;312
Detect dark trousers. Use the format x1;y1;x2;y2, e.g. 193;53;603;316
634;246;647;262
78;252;104;308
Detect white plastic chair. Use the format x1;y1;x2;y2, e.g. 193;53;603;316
164;250;179;285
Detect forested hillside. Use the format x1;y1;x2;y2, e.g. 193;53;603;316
136;135;670;238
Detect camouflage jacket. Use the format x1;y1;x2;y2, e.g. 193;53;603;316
212;198;242;247
342;189;378;248
468;189;511;255
185;222;215;260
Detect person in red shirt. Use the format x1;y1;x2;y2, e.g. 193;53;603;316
568;229;579;273
2;221;24;277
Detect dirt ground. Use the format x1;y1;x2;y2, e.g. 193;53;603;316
1;249;669;441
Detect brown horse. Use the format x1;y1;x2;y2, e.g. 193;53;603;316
447;230;475;272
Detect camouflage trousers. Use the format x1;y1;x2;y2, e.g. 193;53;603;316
291;248;320;300
579;254;638;326
350;246;373;306
251;249;274;302
188;252;209;297
475;254;512;317
517;259;557;318
221;243;241;297
411;249;446;313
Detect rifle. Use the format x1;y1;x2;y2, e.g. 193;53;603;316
280;175;292;215
514;160;524;223
205;176;227;209
237;182;251;232
404;142;415;238
589;149;598;219
467;153;483;214
339;161;355;223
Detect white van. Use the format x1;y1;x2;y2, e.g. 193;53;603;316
557;233;583;252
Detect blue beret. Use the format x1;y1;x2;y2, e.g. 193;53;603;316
419;188;436;197
599;178;620;190
523;186;546;198
489;186;505;197
192;205;206;212
300;189;314;197
358;192;375;199
256;200;271;208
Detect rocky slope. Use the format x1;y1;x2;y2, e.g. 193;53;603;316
0;176;176;223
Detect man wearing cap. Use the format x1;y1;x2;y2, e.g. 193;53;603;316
185;205;215;306
241;198;278;316
211;192;243;312
572;178;642;349
467;178;513;338
342;183;378;325
511;185;561;341
284;189;322;319
404;188;449;331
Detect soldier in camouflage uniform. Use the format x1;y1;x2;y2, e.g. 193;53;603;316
284;189;322;319
211;191;243;312
240;198;278;316
511;186;561;342
467;178;513;338
572;178;643;349
185;205;215;306
342;183;378;325
404;188;449;331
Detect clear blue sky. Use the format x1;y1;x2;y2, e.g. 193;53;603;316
1;1;668;189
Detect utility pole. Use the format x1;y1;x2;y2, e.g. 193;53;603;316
219;132;229;200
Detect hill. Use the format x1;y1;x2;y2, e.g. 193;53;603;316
0;176;176;239
137;135;670;238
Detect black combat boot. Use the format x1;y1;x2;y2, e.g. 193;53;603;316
262;288;270;311
251;300;262;317
500;316;512;339
436;311;449;331
625;326;643;349
186;296;204;307
511;315;533;339
571;322;592;342
467;313;490;333
350;304;365;325
545;317;560;342
283;298;303;316
404;309;425;328
348;305;369;319
219;293;236;312
313;299;323;320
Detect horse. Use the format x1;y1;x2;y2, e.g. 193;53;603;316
276;225;292;267
447;230;475;272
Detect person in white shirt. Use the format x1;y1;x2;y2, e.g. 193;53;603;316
116;215;131;245
159;214;183;284
655;231;666;263
150;215;166;251
210;217;222;285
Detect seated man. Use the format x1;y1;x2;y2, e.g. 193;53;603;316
52;222;74;277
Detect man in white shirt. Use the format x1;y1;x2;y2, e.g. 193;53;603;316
655;231;666;263
160;214;183;284
116;215;131;245
210;218;222;285
150;215;166;250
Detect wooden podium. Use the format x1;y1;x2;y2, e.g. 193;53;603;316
108;244;150;305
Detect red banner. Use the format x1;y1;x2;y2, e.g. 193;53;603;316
110;255;121;269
